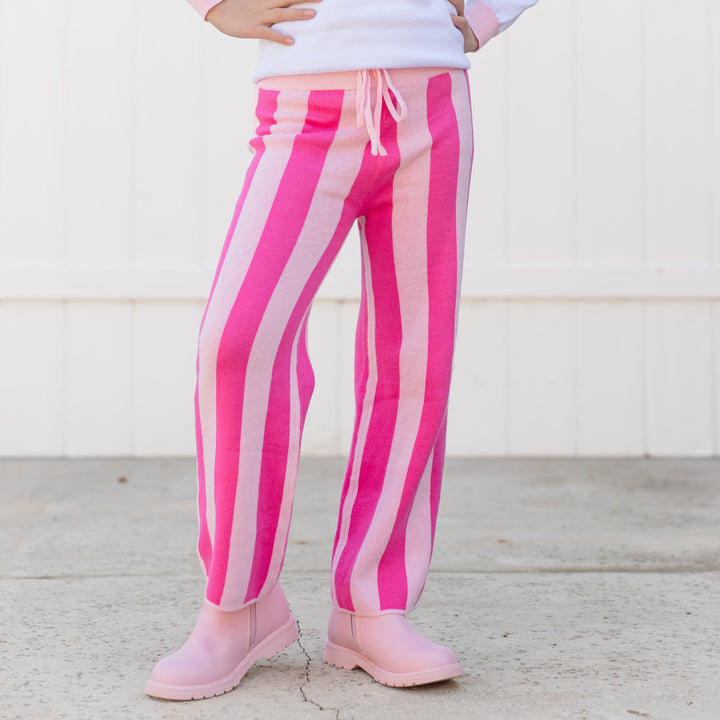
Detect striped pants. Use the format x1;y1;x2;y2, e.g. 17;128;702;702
195;67;473;616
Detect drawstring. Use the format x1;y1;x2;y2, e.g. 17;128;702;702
355;69;408;157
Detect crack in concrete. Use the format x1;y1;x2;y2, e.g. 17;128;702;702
295;619;343;719
5;566;720;581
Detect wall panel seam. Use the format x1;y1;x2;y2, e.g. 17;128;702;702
2;267;719;300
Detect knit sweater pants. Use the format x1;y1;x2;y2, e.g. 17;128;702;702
194;67;473;615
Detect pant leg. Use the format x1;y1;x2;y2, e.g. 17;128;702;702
196;85;368;611
331;69;474;615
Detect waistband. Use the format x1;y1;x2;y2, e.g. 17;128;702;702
256;66;450;91
257;67;453;157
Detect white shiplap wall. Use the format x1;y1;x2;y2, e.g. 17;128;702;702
0;0;718;457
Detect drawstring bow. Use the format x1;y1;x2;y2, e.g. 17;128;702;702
355;68;408;156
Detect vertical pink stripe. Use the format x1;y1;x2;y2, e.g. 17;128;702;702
429;415;447;546
296;314;314;436
216;91;320;606
377;72;461;611
429;71;469;567
455;70;474;318
200;90;304;608
403;447;434;610
347;79;434;612
330;139;397;609
206;90;343;606
196;90;278;576
332;116;403;612
255;96;372;601
244;135;368;600
331;250;370;602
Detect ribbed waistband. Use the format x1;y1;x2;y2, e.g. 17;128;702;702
256;66;455;158
256;66;450;91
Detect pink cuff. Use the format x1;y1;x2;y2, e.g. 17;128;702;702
187;0;223;21
464;2;501;51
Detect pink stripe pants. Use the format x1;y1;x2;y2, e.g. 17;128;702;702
195;67;473;615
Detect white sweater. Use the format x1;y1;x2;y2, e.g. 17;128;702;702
187;0;538;82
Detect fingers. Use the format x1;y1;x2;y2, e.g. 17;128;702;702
206;0;320;45
266;7;316;25
451;15;479;52
260;6;316;44
271;0;321;10
256;24;296;45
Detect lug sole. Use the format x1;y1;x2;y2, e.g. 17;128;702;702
322;639;463;687
145;613;299;701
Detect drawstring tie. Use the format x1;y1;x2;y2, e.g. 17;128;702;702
355;69;408;157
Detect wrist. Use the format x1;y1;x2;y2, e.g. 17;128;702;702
188;0;224;22
468;29;480;53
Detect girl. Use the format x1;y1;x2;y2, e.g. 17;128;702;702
146;0;537;700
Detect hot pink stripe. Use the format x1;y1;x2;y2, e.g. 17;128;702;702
351;78;434;612
332;118;403;612
206;90;343;606
244;115;372;600
330;135;395;608
377;72;461;611
251;93;373;603
196;91;278;577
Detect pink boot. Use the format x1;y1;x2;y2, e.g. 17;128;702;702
146;583;298;700
323;608;463;687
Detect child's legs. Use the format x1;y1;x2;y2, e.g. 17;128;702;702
331;69;473;615
196;87;366;611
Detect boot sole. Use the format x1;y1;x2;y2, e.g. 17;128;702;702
323;639;463;687
145;613;299;701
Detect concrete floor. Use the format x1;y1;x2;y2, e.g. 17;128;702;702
1;457;719;720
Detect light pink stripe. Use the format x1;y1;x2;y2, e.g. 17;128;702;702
403;447;435;611
257;311;308;599
405;71;472;614
224;90;323;605
255;117;372;598
376;71;462;611
331;112;404;613
426;72;471;586
453;70;474;324
241;93;366;601
196;89;282;581
330;123;397;609
196;152;264;573
429;415;447;551
348;82;433;613
331;255;369;607
211;90;345;609
330;218;380;612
